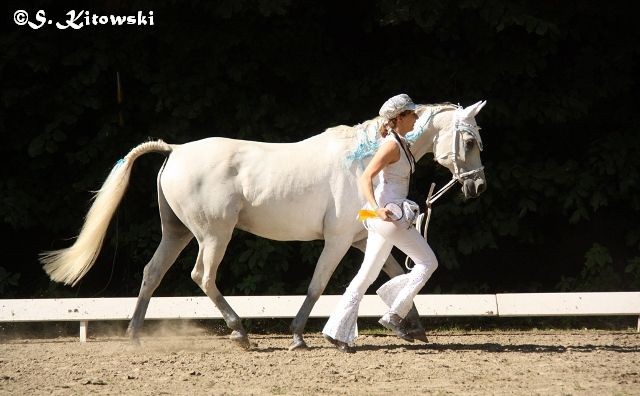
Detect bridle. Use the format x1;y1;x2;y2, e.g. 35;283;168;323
429;107;484;205
406;107;485;269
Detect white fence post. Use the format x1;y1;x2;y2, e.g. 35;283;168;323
79;321;88;342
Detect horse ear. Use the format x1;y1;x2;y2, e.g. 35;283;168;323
460;100;487;118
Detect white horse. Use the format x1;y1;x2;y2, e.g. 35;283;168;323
41;101;487;349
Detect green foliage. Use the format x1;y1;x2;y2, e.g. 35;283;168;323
624;258;640;290
0;267;20;297
1;0;639;297
231;238;290;294
557;244;621;291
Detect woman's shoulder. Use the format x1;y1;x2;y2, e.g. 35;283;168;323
377;135;401;156
381;133;405;148
381;134;399;144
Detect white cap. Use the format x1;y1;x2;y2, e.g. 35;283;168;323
379;94;416;119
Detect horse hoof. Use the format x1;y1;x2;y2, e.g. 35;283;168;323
288;339;308;351
127;335;141;346
230;330;251;350
126;329;141;346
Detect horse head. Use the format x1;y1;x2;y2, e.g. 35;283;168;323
414;101;487;199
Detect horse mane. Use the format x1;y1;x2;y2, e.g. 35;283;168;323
324;103;459;137
320;116;383;141
417;102;459;115
328;103;459;166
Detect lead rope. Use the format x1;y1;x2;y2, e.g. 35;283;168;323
405;183;434;270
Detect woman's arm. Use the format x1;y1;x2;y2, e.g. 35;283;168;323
359;140;400;221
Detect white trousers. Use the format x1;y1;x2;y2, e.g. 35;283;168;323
322;218;438;344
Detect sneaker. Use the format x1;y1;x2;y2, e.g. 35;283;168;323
323;334;355;353
378;313;414;343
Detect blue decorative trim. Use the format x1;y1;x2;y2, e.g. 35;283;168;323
345;109;435;167
345;129;381;167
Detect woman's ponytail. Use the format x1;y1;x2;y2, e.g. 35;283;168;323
379;118;396;138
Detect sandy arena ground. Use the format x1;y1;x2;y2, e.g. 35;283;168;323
1;327;639;395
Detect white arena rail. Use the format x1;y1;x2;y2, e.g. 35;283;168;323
496;292;640;316
1;292;638;342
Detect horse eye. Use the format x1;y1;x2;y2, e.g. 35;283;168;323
465;140;475;151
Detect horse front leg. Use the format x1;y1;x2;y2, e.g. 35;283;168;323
289;237;352;350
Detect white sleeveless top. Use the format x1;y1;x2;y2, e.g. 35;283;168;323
373;134;412;206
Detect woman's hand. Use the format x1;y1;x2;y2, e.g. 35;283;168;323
376;207;393;222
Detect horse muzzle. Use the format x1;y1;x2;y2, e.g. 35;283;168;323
462;176;486;199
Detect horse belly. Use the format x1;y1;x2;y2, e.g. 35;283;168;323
236;200;326;241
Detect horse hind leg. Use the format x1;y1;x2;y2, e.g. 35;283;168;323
126;224;193;343
192;231;251;349
126;175;194;343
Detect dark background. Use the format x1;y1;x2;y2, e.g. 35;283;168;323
1;0;639;300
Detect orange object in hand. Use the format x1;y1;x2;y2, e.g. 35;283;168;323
357;209;378;221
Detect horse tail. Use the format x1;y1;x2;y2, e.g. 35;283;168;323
41;140;173;286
